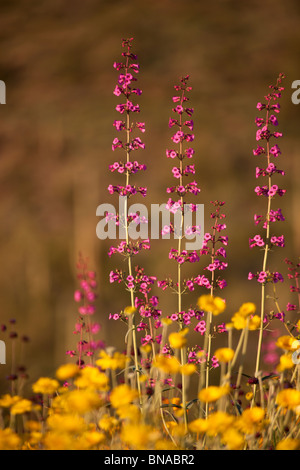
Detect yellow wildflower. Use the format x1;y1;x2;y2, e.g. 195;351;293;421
74;430;106;450
96;350;129;371
124;306;136;316
236;407;265;434
189;418;209;434
276;389;300;409
63;389;102;414
166;422;186;437
248;315;261;330
56;364;79;381
231;312;247;330
98;414;119;432
205;411;235;436
221;428;245;450
74;366;109;391
110;384;138;409
0;394;21;408
198;385;230;403
169;328;188;349
153;354;181;374
155;439;179;450
277;354;295;372
25;420;42;432
245;392;253;401
121;423;160;450
238;302;256;317
180;363;196;375
140;344;152;355
11;398;32;415
32;377;59;395
198;295;226;316
0;428;21;450
43;432;73;450
28;431;43;447
214;347;234;363
47;413;87;434
276;438;300;450
116;404;141;422
276;335;298;352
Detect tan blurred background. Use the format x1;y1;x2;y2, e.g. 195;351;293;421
0;0;299;393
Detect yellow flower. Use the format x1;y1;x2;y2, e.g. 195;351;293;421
189;418;208;434
28;431;43;446
98;414;119;432
63;389;102;414
231;313;261;331
248;315;261;330
96;350;129;371
238;302;256;317
198;295;226;316
153;354;181;374
277;354;295;372
198;385;230;403
11;399;32;415
24;420;42;432
221;428;245;450
169;328;188;349
155;439;179;450
74;366;109;391
116;404;141;422
276;389;300;409
231;313;247;330
0;394;21;408
43;432;73;450
121;423;160;450
214;347;234;363
276;438;300;450
236;407;265;434
56;364;79;381
74;430;106;449
124;306;137;316
205;411;235;436
245;392;253;401
32;377;59;395
47;413;87;434
276;335;298;352
110;384;139;409
166;422;186;437
140;344;152;355
180;363;196;375
0;428;21;450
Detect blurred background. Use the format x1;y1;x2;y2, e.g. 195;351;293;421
0;0;299;394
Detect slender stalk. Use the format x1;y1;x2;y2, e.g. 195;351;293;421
177;89;188;432
253;109;271;404
124;106;142;406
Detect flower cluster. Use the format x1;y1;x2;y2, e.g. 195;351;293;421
201;201;228;292
68;255;103;364
249;74;286;285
